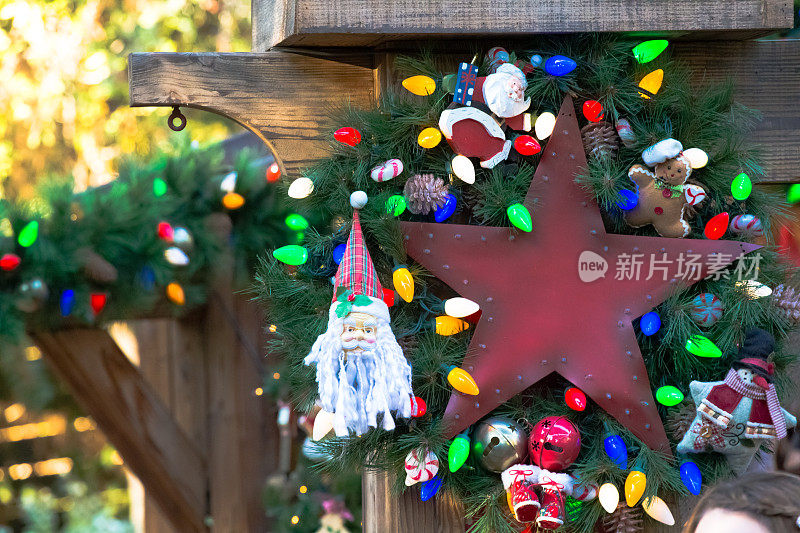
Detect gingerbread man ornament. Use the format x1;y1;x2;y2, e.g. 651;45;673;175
624;139;706;238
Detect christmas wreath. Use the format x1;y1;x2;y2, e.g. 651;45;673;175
257;35;799;532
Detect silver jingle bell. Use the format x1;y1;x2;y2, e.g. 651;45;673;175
471;416;529;473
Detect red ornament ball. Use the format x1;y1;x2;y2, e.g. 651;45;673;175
334;127;362;147
0;253;21;271
513;135;542;156
410;396;427;417
582;100;604;122
704;212;730;240
529;416;581;471
564;387;587;411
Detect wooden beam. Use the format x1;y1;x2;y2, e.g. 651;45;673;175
674;39;800;183
128;51;376;179
31;328;208;533
252;0;792;50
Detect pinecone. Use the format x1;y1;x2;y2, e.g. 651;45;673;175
666;399;698;442
602;502;643;533
581;121;619;160
404;174;449;215
772;284;800;324
75;247;118;284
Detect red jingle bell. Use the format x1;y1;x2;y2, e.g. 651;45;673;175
528;416;581;472
513;135;542;156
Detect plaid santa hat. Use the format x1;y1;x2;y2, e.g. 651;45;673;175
330;210;390;322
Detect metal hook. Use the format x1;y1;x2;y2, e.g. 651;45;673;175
168;106;187;131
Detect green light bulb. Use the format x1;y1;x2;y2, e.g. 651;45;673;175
632;40;669;64
18;221;38;248
731;173;752;201
272;245;308;266
685;335;722;358
153;178;168;197
386;195;406;217
655;385;684;406
788;184;800;204
448;432;470;472
285;213;309;231
507;203;532;232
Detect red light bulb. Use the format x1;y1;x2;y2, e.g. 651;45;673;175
704;212;730;240
0;253;21;271
565;387;587;411
382;287;396;307
513;135;542;156
90;293;108;316
334;127;361;147
266;162;281;182
157;222;174;242
582;100;605;122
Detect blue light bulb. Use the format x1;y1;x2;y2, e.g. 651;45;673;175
616;189;639;210
604;435;628;470
333;243;346;264
420;475;443;501
640;312;661;336
434;193;457;223
60;289;75;317
680;461;702;495
544;55;577;76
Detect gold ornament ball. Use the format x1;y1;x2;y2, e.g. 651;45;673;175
471;416;528;473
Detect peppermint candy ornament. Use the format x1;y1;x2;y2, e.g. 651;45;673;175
404;448;439;486
729;214;764;237
371;159;404;182
691;293;724;327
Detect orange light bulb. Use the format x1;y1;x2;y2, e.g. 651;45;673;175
435;316;470;336
393;266;414;302
166;282;185;306
446;366;479;395
625;470;646;506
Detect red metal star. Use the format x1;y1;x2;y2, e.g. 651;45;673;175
400;96;759;452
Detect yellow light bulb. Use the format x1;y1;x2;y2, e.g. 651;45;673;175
288;177;314;199
598;483;620;513
222;192;245;210
290;515;300;525
447;366;479;395
638;69;664;99
166;282;185;306
312;409;335;441
402;75;436;96
683;148;708;169
444;297;480;318
642;496;675;526
393;266;414;302
451;155;475;184
625;470;646;506
506;487;516;518
534;112;556;140
418;127;442;149
435;316;470;336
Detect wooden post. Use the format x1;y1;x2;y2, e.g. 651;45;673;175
31;328;208;533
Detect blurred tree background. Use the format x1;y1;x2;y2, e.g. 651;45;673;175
0;0;250;198
0;1;251;530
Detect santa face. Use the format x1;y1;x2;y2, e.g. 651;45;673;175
483;69;531;118
341;311;378;355
736;368;754;384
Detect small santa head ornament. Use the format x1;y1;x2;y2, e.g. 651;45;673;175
304;202;414;437
483;63;532;119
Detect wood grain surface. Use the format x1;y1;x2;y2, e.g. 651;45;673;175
253;0;792;49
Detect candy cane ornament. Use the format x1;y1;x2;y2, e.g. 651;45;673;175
371;159;404;182
404;449;439;486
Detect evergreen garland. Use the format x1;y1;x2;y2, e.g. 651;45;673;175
0;138;292;342
256;34;799;532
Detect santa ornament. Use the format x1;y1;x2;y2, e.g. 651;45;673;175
677;328;797;473
439;62;533;169
304;198;414;437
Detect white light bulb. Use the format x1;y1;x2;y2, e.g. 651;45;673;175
643;496;675;526
598;483;619;513
735;280;772;299
683;148;709;169
312;409;335;441
451;155;475;184
444;297;480;318
288;177;314;199
220;171;237;192
164;247;190;266
535;112;556;140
